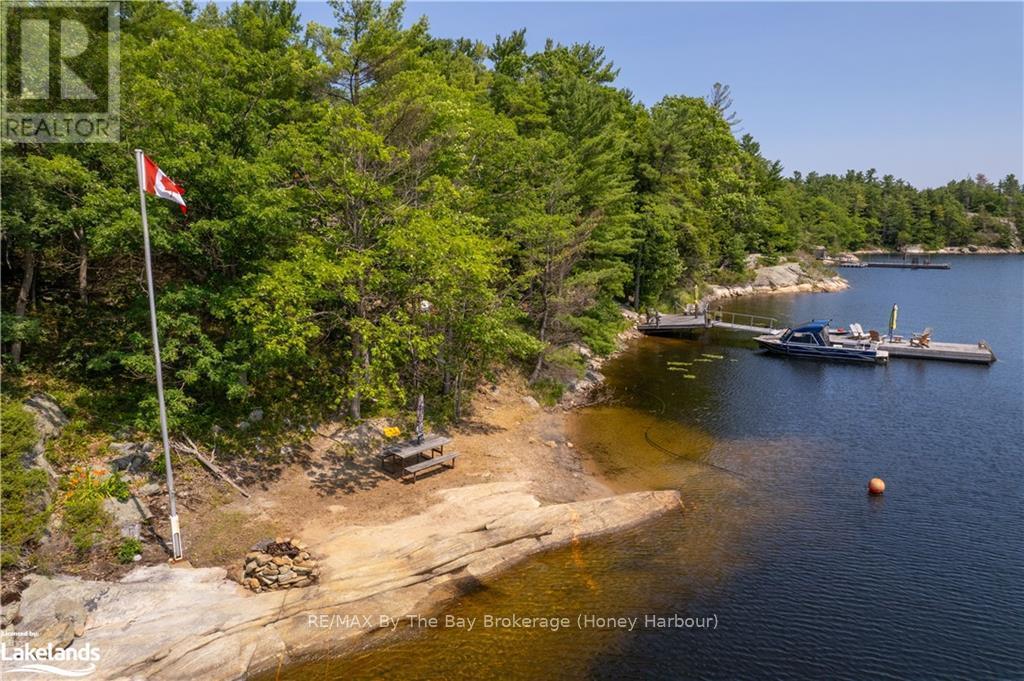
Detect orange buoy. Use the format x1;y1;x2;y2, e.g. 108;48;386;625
868;477;886;495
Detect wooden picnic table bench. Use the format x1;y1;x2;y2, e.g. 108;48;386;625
403;451;459;482
378;434;452;474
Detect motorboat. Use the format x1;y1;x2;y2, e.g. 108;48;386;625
754;320;888;364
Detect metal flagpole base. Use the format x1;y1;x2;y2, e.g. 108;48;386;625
169;514;183;561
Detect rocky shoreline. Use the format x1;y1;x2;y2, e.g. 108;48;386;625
11;483;680;680
702;262;848;303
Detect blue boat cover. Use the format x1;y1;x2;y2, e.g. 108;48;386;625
790;320;831;333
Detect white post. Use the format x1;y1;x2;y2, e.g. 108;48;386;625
134;149;183;561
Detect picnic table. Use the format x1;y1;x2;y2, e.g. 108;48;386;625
377;434;453;477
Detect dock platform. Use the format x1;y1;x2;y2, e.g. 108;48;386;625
638;311;779;335
822;258;950;270
637;313;707;333
862;261;951;270
828;336;995;364
637;312;996;364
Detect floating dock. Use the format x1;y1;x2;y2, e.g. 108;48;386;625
861;261;951;270
828;336;995;364
638;312;996;364
823;258;950;270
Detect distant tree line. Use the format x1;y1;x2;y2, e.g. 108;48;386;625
3;0;1020;433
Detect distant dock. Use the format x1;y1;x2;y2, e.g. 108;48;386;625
862;261;950;270
638;311;995;364
823;256;951;270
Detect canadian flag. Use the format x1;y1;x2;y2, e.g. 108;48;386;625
143;154;187;214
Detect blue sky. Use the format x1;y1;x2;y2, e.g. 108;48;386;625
296;2;1024;188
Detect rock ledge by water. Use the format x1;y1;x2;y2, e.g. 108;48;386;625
14;482;680;680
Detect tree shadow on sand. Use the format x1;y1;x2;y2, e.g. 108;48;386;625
299;445;393;496
216;445;313;491
455;418;505;436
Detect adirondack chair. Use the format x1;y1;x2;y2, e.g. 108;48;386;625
910;327;932;347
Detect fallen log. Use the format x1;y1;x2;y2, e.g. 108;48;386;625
171;436;250;498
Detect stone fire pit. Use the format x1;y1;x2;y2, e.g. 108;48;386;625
242;538;319;592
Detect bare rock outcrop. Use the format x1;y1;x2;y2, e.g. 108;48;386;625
12;482;680;680
705;262;847;302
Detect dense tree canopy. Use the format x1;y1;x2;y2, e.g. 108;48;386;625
3;0;1020;437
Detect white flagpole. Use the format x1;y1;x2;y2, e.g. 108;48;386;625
134;149;183;561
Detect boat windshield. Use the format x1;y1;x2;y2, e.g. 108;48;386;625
781;328;827;345
782;321;830;345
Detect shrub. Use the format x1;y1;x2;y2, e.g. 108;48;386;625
62;467;130;502
59;467;120;553
63;493;108;553
100;471;131;502
530;378;565;407
706;268;756;286
0;397;51;567
565;299;629;356
546;346;586;379
45;419;107;469
115;537;142;564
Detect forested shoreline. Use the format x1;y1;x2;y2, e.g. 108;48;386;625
3;0;1022;439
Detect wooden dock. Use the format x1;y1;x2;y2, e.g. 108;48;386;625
823;258;950;270
637;313;705;334
862;261;951;270
637;311;778;335
828;336;995;364
637;311;996;364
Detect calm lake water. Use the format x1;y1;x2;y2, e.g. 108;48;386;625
282;255;1023;680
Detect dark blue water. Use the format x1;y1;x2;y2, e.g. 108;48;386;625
579;255;1024;680
282;255;1023;680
